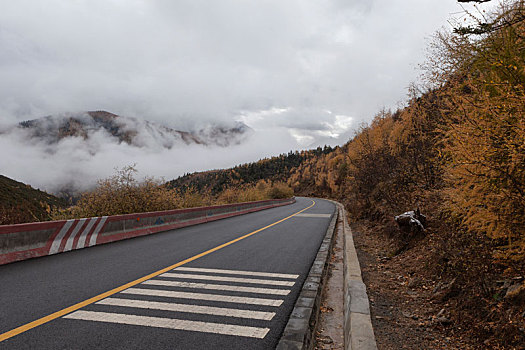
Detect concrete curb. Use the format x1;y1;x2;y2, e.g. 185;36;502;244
335;202;378;350
0;197;295;266
276;200;338;350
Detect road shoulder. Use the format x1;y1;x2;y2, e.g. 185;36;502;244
277;201;338;349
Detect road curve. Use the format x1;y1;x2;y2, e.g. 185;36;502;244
0;197;335;349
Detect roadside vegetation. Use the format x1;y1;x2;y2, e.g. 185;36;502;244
285;2;524;347
51;165;293;220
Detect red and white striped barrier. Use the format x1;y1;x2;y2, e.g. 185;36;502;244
0;197;295;266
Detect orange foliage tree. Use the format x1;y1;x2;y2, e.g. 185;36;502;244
432;2;525;259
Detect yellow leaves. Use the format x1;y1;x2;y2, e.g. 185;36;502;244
216;181;293;203
444;61;525;248
327;154;344;169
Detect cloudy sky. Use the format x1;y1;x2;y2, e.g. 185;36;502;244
0;0;495;191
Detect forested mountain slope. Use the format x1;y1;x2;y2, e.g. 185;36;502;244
0;175;65;225
167;146;335;194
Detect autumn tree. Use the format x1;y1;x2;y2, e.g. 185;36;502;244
429;1;525;259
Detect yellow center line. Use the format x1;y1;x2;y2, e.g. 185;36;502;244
0;199;316;342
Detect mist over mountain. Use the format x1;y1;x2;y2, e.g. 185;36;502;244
9;110;251;150
0;111;255;195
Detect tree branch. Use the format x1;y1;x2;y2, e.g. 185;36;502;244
457;0;492;3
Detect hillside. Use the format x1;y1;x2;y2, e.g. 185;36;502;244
168;145;335;194
293;5;525;347
0;175;65;225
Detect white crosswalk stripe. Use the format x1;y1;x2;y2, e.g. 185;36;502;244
159;272;295;286
97;298;276;320
64;311;270;338
121;288;284;306
142;279;291;295
62;267;299;340
173;267;299;279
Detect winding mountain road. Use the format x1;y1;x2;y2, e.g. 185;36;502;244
0;197;335;349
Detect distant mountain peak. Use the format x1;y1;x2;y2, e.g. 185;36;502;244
12;110;252;149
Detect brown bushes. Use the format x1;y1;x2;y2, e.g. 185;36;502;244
53;165;182;219
266;182;294;199
216;180;293;203
53;166;294;220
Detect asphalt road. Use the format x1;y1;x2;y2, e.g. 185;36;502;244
0;197;335;349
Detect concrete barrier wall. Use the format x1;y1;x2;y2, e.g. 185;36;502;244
0;197;295;266
339;203;377;350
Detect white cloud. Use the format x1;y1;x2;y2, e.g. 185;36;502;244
0;0;498;190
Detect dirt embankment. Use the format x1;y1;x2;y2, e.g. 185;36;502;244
352;219;525;350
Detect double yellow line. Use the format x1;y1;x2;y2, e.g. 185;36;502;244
0;200;315;342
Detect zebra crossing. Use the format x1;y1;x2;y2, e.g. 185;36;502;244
63;267;299;339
